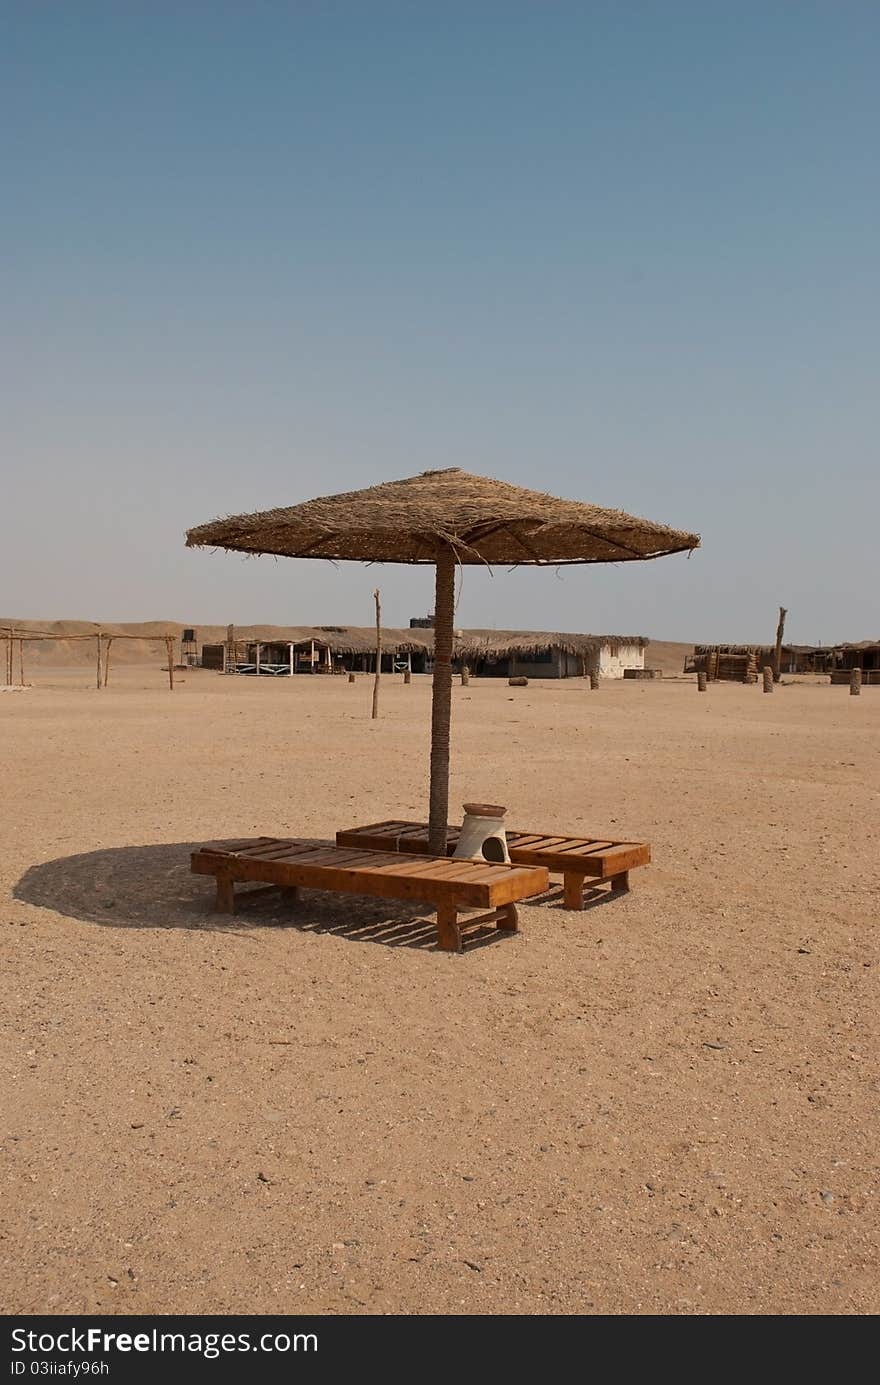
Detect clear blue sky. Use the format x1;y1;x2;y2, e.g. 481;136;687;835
3;2;878;642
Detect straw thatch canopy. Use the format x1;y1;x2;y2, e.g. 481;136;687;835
456;629;646;660
233;626;433;656
186;468;699;566
220;625;647;659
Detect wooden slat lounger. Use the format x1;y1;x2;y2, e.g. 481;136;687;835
191;838;549;953
335;822;651;912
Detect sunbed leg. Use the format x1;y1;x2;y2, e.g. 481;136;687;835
216;873;235;914
610;871;630;894
436;903;462;953
563;872;584;911
497;902;518;933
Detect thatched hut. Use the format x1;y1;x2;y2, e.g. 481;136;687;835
689;642;861;679
454;630;647;680
831;641;880;685
201;625;434;675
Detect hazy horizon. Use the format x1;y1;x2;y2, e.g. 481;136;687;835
4;4;878;645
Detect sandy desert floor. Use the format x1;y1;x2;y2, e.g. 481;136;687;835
1;665;877;1315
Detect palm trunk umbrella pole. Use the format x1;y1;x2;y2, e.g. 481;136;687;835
429;546;456;855
185;468;700;856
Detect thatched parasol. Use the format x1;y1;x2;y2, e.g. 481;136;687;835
186;468;699;853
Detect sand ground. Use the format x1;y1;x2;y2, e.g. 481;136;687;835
1;665;877;1315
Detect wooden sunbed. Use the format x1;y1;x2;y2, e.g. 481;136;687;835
336;821;651;911
190;838;549;952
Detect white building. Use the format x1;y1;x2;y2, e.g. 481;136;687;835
596;639;647;679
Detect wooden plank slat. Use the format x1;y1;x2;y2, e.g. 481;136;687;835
590;844;651;872
227;839;301;857
233;843;322;862
545;839;608;854
213;836;276;852
200;836;276;855
440;862;525;883
260;847;373;867
541;841;615;858
355;858;457;879
424;862;507;882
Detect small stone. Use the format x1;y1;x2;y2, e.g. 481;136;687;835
703;1042;727;1050
820;1191;834;1205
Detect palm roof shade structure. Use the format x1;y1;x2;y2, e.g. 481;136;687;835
186;468;699;855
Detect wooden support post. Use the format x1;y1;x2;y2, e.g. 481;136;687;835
773;606;787;683
371;588;381;720
96;635;103;690
589;671;600;691
289;643;294;676
18;639;24;686
404;650;412;683
166;636;174;691
762;665;773;693
255;643;261;676
563;873;584;911
496;902;518;933
216;874;235;913
103;637;113;687
460;665;469;686
309;639;315;672
697;671;707;692
436;902;462;952
850;668;861;696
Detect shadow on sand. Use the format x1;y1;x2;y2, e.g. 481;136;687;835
13;840;515;952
